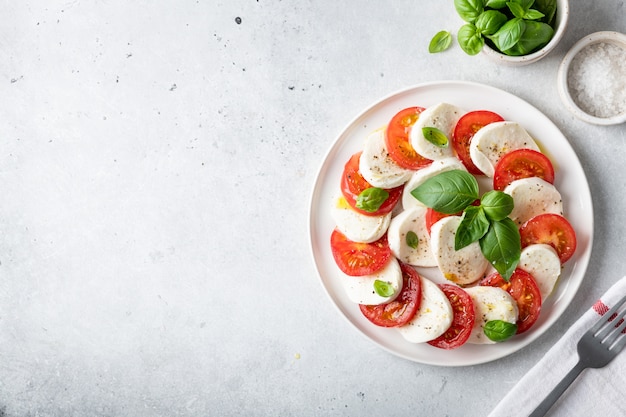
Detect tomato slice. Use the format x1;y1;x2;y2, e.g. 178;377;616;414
493;149;555;191
452;110;504;175
425;200;481;234
480;269;542;334
359;262;421;327
425;208;455;235
384;107;432;170
519;213;577;264
340;152;402;216
427;284;475;349
330;229;392;276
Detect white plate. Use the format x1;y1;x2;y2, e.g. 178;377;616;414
308;81;593;366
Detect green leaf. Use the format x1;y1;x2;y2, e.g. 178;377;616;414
475;10;508;35
455;205;490;250
429;31;453;53
524;8;545;20
422;127;449;148
406;231;419;249
484;320;518;342
488;17;525;52
507;1;527;18
458;24;485;55
454;0;485;23
479;218;521;281
504;21;554;55
373;280;395;297
481;190;514;221
485;0;508;8
534;0;557;24
356;188;389;213
410;170;480;214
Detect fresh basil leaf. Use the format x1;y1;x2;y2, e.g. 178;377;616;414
373;280;395;297
481;190;514;221
479;217;521;281
422;127;449;148
406;231;419;249
429;30;453;53
455;205;490;250
484;320;518;342
410;170;480;214
524;8;545;20
504;21;554;55
511;0;536;10
454;0;485;23
485;0;508;8
475;10;508;35
488;17;525;52
356;187;389;213
534;0;557;24
458;24;485;56
507;1;527;18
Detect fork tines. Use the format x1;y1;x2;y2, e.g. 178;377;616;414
592;295;626;351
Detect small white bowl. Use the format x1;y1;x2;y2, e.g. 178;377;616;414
482;0;569;66
557;31;626;125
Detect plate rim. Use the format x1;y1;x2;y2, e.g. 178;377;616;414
308;80;594;366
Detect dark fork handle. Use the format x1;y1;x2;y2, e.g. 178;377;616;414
529;361;586;417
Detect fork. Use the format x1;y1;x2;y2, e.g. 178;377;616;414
529;295;626;417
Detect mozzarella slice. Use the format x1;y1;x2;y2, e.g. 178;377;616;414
359;129;413;189
401;157;467;210
397;276;453;343
429;216;490;286
504;177;563;226
339;258;403;306
519;244;562;301
387;206;437;267
409;103;461;161
465;286;519;345
331;195;391;243
469;121;540;177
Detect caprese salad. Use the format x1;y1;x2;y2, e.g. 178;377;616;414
329;102;577;349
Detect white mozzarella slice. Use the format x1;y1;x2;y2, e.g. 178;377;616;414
429;216;490;286
409;103;461;161
401;157;467;210
465;286;519;345
331;195;391;243
339;258;403;306
519;244;562;301
359;129;413;189
469;121;540;177
397;275;453;343
387;206;437;267
504;177;563;226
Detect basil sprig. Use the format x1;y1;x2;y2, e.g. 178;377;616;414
484;320;518;342
411;170;520;281
356;187;389;213
442;0;556;56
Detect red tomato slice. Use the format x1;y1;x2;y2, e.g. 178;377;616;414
359;262;422;327
519;213;577;264
384;107;432;170
480;269;542;334
340;152;402;216
425;208;455;235
330;229;392;276
427;284;475;349
452;110;504;175
425;200;480;234
493;148;555;191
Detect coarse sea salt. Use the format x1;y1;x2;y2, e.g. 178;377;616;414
567;41;626;119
